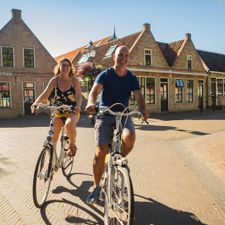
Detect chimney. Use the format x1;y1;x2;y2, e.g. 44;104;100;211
143;23;150;32
185;33;191;40
12;9;22;23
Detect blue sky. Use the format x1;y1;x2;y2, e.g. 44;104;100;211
1;0;225;57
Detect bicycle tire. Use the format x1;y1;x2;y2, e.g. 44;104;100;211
61;137;74;177
103;165;134;225
32;146;52;208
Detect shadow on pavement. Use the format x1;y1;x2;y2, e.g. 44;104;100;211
0;114;94;128
40;198;103;225
134;123;210;136
52;172;104;218
134;194;207;225
151;109;225;121
1;110;225;128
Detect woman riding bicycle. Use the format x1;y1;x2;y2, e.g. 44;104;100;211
31;57;82;157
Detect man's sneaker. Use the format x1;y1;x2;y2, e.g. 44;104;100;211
86;186;101;205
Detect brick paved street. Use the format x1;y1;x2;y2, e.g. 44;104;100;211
1;110;225;225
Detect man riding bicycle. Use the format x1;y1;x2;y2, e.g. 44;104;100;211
85;45;149;205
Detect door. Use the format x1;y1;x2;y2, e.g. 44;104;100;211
198;80;204;109
23;83;35;115
160;78;168;112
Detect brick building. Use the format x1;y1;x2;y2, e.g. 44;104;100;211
0;9;56;118
57;23;221;113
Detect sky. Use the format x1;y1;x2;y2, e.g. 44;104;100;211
1;0;225;57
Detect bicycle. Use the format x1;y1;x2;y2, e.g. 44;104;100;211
96;104;148;225
32;103;75;208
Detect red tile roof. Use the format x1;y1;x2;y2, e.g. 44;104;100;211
158;40;184;67
75;31;141;68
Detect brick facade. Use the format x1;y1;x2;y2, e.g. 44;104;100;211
0;9;56;118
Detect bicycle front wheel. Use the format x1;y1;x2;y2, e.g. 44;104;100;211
104;165;134;225
32;146;52;208
62;152;74;177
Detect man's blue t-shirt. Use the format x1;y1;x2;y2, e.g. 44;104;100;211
95;68;140;111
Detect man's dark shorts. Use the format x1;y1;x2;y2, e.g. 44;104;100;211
95;114;135;146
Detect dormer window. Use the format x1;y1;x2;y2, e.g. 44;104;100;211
187;55;192;70
1;46;14;67
104;45;117;58
144;49;152;66
77;50;96;64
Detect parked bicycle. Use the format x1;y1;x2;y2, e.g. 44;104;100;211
32;103;75;208
96;104;148;225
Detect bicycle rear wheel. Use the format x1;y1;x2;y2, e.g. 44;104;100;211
32;146;52;208
104;165;134;225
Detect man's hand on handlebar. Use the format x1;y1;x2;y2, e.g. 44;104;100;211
85;104;96;115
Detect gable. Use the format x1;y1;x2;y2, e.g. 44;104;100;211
129;29;168;68
172;35;205;72
0;13;56;74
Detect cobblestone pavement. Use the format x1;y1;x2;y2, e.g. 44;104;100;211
1;110;225;225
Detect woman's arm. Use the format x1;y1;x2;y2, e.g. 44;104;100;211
33;77;56;105
74;77;82;113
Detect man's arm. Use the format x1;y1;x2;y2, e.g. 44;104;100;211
85;82;103;114
133;90;149;119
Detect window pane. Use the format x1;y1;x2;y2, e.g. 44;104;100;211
0;82;10;108
186;80;193;102
24;49;34;68
2;47;14;67
217;79;223;96
23;82;34;88
187;55;192;70
104;45;117;58
146;78;155;104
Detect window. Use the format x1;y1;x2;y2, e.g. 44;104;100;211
78;54;89;64
24;48;35;68
211;78;216;96
186;80;193;102
187;55;192;70
217;79;223;96
2;46;14;67
104;45;117;58
0;82;10;108
144;49;152;66
175;79;183;103
146;78;155;104
130;77;156;105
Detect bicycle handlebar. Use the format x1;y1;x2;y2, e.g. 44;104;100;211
35;103;74;114
98;106;149;124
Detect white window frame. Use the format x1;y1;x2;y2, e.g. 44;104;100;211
144;48;152;66
187;55;193;70
1;46;15;67
23;48;35;68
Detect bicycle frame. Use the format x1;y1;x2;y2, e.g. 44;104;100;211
37;104;72;174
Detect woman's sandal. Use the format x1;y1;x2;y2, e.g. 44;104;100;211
68;145;77;157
